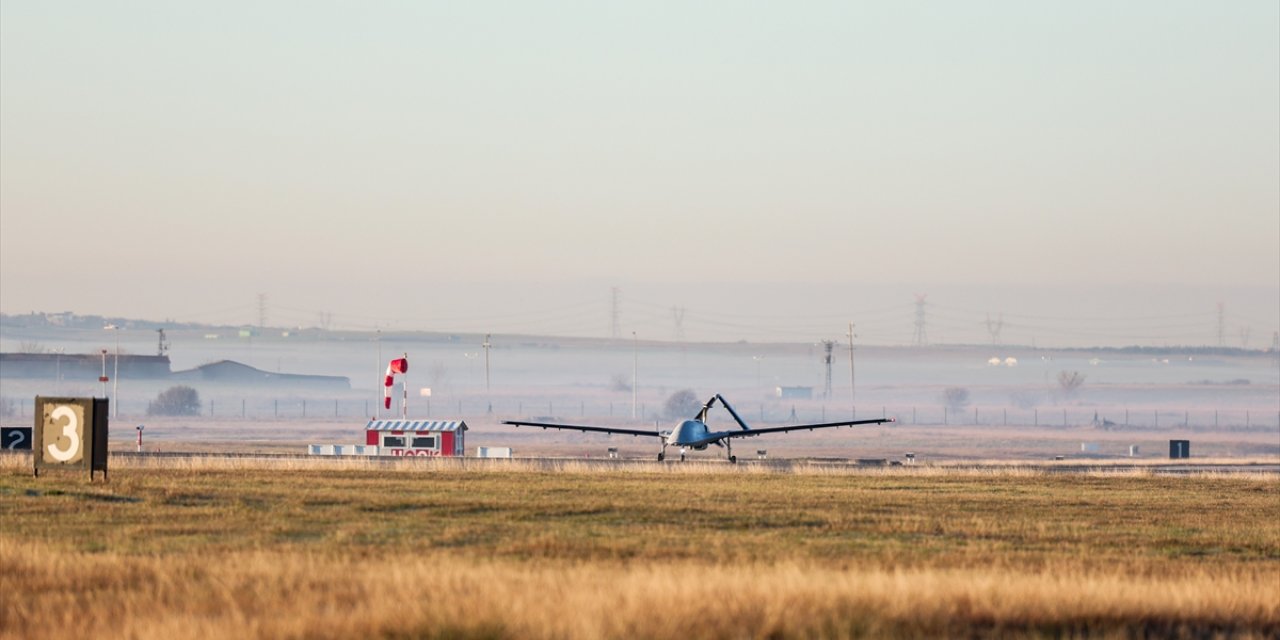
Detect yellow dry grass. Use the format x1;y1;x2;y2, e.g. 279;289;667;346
4;539;1277;640
1;454;1277;639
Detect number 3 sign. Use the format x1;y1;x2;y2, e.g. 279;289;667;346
34;397;109;480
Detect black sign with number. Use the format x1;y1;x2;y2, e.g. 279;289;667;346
2;426;32;450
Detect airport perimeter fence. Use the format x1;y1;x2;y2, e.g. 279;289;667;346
2;395;1278;431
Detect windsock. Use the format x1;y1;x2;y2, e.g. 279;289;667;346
384;356;408;409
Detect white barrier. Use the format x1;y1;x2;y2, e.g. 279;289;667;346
308;444;379;456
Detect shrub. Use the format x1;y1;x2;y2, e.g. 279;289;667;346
663;389;702;419
148;385;202;416
1057;371;1086;398
942;387;970;413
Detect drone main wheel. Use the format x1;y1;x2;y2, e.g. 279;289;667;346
729;455;737;464
680;454;686;462
657;452;665;462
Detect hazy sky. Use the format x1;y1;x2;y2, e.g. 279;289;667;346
2;2;1277;344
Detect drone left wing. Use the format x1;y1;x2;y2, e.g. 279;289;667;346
502;420;664;438
723;417;894;439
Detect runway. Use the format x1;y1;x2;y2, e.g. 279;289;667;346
8;451;1264;475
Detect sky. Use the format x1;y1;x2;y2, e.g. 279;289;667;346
2;2;1278;345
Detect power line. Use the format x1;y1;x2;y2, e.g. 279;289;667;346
912;295;928;347
610;287;621;340
986;313;1004;346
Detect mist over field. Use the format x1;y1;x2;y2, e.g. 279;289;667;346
2;314;1276;460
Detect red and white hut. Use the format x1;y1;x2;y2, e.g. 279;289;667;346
365;420;467;457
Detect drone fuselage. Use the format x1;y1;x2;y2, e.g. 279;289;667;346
667;419;718;449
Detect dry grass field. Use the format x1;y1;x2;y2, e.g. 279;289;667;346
1;454;1278;639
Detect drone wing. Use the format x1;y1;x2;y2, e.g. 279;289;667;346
722;417;894;439
501;420;664;438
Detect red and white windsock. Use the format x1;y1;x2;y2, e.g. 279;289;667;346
384;355;408;410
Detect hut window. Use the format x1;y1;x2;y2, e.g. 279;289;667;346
411;436;437;449
382;436;405;448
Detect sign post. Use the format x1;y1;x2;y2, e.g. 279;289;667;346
33;397;109;481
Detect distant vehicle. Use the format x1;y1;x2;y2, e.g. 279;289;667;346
503;394;894;463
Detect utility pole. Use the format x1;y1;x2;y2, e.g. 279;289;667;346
483;333;492;413
1216;302;1225;348
847;323;856;419
631;331;638;420
258;293;268;328
99;349;108;398
105;324;120;418
671;306;686;342
374;329;382;419
112;329;119;418
611;287;621;339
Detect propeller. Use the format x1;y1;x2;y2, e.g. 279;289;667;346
695;395;718;422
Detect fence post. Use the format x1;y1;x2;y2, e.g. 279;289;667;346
274;399;278;418
943;407;948;425
302;400;307;418
210;399;214;417
335;399;339;417
242;398;246;418
1034;408;1038;427
1003;408;1007;426
974;407;978;424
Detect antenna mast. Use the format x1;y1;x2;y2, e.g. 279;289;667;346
820;340;835;398
156;329;169;357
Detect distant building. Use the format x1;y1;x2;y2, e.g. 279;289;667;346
775;386;813;399
0;352;172;380
170;360;349;388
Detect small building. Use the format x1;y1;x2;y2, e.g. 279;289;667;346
366;420;467;457
1169;439;1191;459
775;386;813;399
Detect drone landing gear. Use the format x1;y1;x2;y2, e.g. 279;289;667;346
658;443;667;462
679;448;687;462
726;440;737;464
